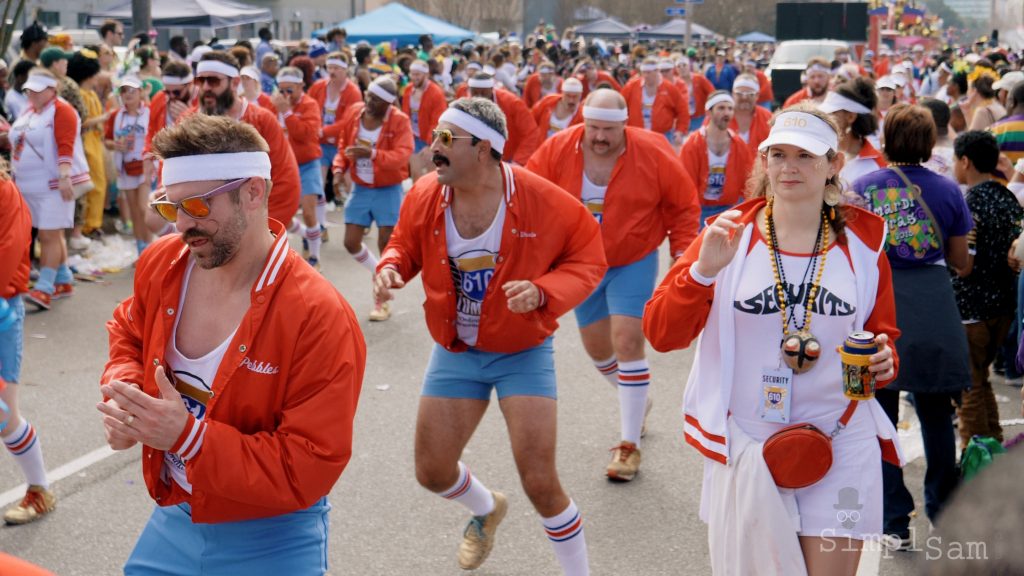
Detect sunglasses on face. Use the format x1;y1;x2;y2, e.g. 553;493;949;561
281;87;295;95
167;88;189;98
149;178;247;223
431;129;476;147
195;76;224;88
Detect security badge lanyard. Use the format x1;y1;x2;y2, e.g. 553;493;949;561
761;360;793;424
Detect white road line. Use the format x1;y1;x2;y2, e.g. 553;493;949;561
0;445;116;507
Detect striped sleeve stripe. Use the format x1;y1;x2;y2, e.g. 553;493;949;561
57;156;74;164
170;415;207;461
545;514;583;542
179;421;207;460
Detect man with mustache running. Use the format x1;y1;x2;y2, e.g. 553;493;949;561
374;97;606;574
527;89;701;481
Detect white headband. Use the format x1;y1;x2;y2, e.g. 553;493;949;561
639;63;658;72
657;61;674;71
482;65;496;75
705;93;735;111
410;61;429;74
820;91;872;115
367;82;396;104
466;62;482;71
161;152;272;186
562;79;583;94
196;60;240;78
468;77;495;89
807;63;832;75
276;73;304;85
539;65;555;73
732;78;760;93
582;106;628;122
162;74;193;86
438;108;506;154
326;58;348;69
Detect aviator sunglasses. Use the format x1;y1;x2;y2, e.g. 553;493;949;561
150;178;248;223
431;129;476;147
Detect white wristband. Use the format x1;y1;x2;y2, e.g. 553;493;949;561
689;266;716;286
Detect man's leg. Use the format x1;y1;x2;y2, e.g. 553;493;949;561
914;392;959;523
416;345;503;570
501;396;589;576
578;318;617;388
124;505;202;575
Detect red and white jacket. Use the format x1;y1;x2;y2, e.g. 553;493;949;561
378;163;607;354
103;220;366;523
643;198;904;467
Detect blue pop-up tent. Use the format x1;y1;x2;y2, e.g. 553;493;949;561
311;2;475;46
736;31;776;43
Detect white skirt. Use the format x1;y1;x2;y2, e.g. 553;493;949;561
16;172;74;230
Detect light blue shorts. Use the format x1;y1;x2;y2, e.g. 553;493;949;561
299;160;324;197
414;137;428;153
574;249;658;328
124;498;330;576
344;183;403;228
0;297;25;384
422;337;556;400
319;144;338;168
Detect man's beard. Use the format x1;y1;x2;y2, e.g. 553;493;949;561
201;88;235;116
184;208;246;269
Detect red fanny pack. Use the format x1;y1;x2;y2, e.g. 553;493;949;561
762;402;858;489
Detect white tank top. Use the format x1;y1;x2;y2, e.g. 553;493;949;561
581;171;608;224
163;261;238;493
446;201;506;347
355;121;382;185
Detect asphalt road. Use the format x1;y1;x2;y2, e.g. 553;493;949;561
0;217;1018;575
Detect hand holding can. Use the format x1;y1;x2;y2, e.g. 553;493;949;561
838;331;878;400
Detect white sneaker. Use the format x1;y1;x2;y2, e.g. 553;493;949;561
68;236;92;251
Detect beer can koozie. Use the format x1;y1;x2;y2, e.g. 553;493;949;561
837;331;878;400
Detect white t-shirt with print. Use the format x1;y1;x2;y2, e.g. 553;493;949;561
355;121;382;185
447;201;506;346
581;171;608;224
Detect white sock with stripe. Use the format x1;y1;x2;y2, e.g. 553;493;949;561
316;195;328;229
3;419;48;487
438;461;495;516
592;355;619;388
617;359;650;446
304;226;322;260
351;243;379;274
542;500;589;576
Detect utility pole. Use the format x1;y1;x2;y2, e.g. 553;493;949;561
684;0;692;48
132;0;152;36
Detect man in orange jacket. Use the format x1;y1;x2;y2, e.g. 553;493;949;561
402;59;447;181
468;73;540;165
144;60;194;156
100;115;365;573
190;51;301;227
530;77;584;146
621;56;689;145
681;91;755;225
374;97;606;574
273;66;326;269
308;53;363;203
527;89;701;482
730;73;773;157
522;60;562;108
332;77;414;321
783;57;831;108
677;58;715;133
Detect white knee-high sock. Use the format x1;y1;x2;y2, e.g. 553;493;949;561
438;461;495;517
542;500;589;576
4;418;48;487
352;243;379;274
304;226;322;260
316;195;328;229
617;359;650;446
592;355;619;388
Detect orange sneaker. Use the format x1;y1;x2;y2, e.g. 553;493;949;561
23;290;51;311
4;485;56;525
606;441;641;482
53;284;74;300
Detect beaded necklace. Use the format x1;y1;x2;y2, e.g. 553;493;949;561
765;196;830;374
